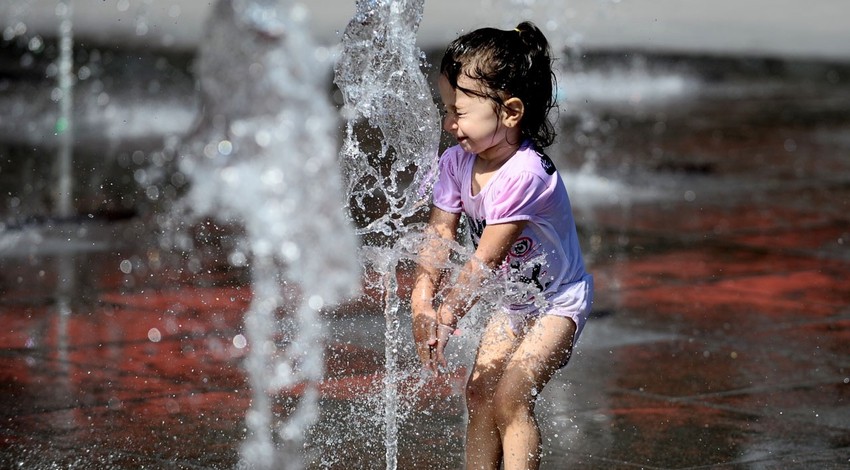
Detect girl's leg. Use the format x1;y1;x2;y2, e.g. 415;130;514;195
465;314;521;470
493;315;576;470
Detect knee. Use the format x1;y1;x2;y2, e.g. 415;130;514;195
465;375;493;414
492;382;533;429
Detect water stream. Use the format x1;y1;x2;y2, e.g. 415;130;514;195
174;1;361;467
334;1;441;467
54;0;74;218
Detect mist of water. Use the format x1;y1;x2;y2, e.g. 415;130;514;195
173;1;360;468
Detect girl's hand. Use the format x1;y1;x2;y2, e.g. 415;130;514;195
412;307;439;374
410;207;462;375
433;307;458;373
433;323;454;372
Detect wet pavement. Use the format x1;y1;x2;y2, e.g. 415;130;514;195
2;55;850;469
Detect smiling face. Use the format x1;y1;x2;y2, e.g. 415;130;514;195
437;74;523;162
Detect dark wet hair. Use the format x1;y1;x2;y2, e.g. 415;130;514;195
440;21;556;148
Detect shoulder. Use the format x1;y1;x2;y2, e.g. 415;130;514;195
438;144;475;178
511;143;557;177
488;145;559;201
439;144;474;165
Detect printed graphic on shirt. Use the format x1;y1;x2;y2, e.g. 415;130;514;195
505;236;551;294
467;217;550;293
537;150;556;175
467;215;487;247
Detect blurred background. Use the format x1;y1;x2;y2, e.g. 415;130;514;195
1;0;849;224
6;0;850;57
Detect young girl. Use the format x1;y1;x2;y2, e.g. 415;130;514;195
410;22;593;469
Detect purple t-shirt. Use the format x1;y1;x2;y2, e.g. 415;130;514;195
432;142;588;314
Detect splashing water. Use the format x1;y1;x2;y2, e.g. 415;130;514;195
336;0;441;238
175;1;360;468
335;0;441;468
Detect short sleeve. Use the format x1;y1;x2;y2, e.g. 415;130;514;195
486;171;551;224
432;148;463;213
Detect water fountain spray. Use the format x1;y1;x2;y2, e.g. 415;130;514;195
54;0;74;219
335;0;441;467
176;1;360;468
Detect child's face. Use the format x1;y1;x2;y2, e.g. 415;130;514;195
438;74;517;159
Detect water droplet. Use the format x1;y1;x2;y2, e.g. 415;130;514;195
77;65;91;80
27;36;44;53
261;168;284;186
119;259;133;274
308;295;324;310
255;130;271;147
233;334;247;349
281;242;300;261
217;140;233;156
54;117;68;134
229;251;248;267
147;328;161;342
783;138;797;152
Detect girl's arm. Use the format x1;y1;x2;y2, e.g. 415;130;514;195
411;207;460;369
432;220;527;368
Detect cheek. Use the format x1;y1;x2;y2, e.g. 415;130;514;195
442;115;453;131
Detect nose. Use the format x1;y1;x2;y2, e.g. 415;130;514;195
443;114;456;134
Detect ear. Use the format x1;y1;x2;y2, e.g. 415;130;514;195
501;97;524;128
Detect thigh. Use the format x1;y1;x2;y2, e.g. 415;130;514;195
468;313;522;391
500;315;577;397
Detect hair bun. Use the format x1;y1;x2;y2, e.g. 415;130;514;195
513;21;547;54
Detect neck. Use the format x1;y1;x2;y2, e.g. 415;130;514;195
479;126;524;164
479;139;521;166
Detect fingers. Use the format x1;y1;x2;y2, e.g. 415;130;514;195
413;312;439;373
419;324;448;376
425;321;441;374
433;323;454;371
413;312;434;341
416;341;431;366
412;311;458;376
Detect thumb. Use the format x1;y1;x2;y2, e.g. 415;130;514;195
435;323;453;368
427;321;438;346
